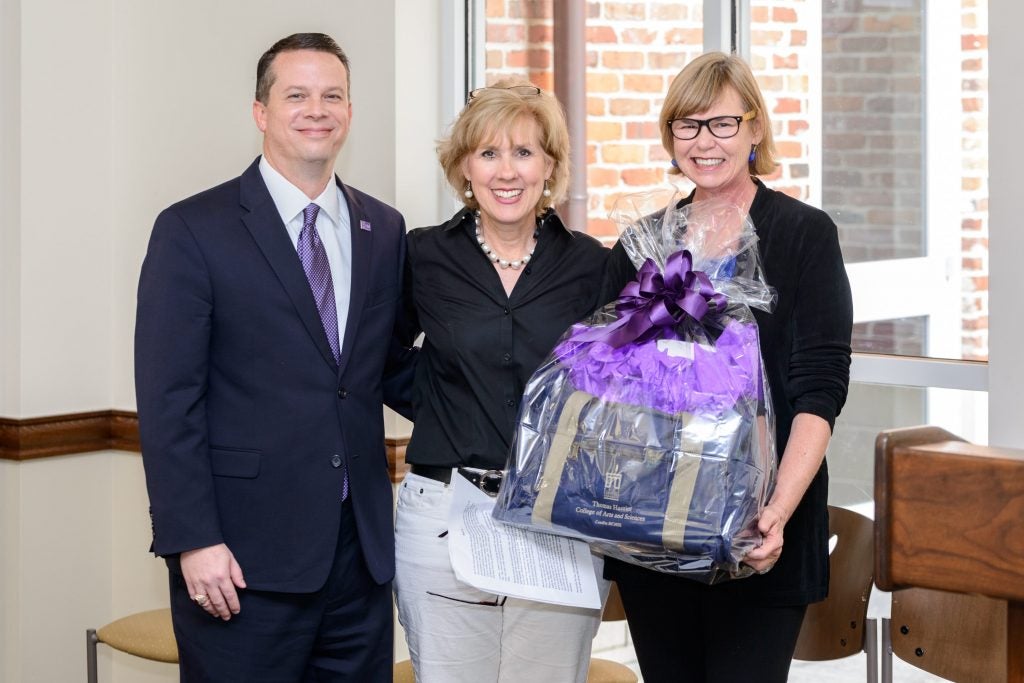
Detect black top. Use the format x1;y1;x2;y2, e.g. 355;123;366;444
403;208;609;470
602;180;853;606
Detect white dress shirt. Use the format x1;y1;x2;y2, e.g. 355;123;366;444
259;156;352;353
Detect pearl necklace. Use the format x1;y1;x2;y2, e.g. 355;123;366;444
474;211;538;270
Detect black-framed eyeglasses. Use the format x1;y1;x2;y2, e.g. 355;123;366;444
668;111;757;140
468;85;542;102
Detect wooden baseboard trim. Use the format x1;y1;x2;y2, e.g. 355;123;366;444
0;412;411;481
0;410;140;461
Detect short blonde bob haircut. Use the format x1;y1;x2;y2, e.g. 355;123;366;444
660;52;777;177
438;77;569;216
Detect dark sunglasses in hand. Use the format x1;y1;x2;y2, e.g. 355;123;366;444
468;85;542;102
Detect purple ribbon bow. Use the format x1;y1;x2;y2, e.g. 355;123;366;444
575;250;726;348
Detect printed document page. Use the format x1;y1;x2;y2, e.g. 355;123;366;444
447;473;601;609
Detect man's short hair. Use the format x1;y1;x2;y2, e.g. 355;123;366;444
255;33;350;104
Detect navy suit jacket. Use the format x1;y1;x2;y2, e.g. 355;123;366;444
135;158;411;592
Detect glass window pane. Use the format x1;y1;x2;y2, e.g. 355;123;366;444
852;316;925;355
829;382;987;508
821;4;926;263
750;1;989;361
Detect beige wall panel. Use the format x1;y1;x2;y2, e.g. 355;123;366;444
1;459;22;683
16;453;114;682
19;0;114;416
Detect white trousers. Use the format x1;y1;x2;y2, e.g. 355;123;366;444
395;471;610;683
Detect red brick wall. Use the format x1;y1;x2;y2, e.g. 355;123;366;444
819;2;924;264
749;1;810;202
960;0;989;361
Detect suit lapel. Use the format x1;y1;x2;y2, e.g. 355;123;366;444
336;180;370;377
239;160;339;371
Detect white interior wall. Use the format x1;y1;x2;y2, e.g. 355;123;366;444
0;0;22;677
0;0;20;417
18;0;114;416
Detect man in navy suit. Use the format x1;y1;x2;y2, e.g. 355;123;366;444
135;33;412;681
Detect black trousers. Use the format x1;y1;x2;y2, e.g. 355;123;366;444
168;498;392;683
611;560;807;683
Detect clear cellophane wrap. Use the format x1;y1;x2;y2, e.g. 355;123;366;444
493;191;779;583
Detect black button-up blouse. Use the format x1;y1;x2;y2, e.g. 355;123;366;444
402;208;609;470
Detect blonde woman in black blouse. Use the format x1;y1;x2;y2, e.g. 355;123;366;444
394;80;610;682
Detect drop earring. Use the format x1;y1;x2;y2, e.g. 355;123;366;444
670;159;679;169
748;146;756;163
464;182;474;199
542;180;551;198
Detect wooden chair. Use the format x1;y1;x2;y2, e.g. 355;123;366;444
793;505;878;682
875;425;1024;683
883;587;1006;683
590;582;640;683
86;608;178;682
393;582;638;682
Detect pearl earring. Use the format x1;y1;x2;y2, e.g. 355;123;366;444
542;181;551;198
464;182;473;199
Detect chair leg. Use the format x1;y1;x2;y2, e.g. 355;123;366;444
87;629;99;683
880;617;892;683
864;618;878;683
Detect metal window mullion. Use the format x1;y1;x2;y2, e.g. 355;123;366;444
703;0;750;58
553;0;587;233
851;354;987;393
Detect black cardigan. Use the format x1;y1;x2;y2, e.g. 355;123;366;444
602;179;853;605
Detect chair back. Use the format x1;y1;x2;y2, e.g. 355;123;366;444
890;587;1006;683
793;505;874;661
603;581;627;622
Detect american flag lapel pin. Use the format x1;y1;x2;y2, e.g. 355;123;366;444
360;220;372;232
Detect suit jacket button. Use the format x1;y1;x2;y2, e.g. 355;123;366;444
337;388;348;399
331;454;342;468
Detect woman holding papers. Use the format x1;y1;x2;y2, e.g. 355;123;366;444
393;79;610;682
599;52;853;683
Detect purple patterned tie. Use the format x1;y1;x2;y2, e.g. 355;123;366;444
297;203;341;364
297;203;348;501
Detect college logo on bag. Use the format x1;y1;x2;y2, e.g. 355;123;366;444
603;461;623;502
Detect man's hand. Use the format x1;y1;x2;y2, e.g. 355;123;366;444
180;543;246;620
